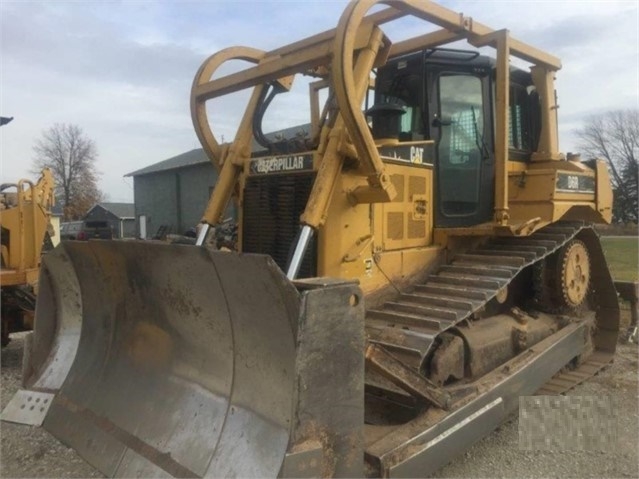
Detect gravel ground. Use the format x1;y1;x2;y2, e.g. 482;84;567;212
0;334;99;479
436;342;639;478
1;333;637;478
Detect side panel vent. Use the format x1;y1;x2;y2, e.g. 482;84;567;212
380;164;432;251
387;212;404;240
409;175;426;196
391;174;405;203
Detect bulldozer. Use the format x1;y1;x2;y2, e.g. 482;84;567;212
0;168;55;347
2;1;619;477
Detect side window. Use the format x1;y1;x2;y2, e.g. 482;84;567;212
436;73;485;218
375;72;424;140
400;106;415;134
439;74;484;165
509;84;532;152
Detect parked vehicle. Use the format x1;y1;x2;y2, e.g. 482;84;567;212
59;221;84;240
60;220;113;240
83;220;113;240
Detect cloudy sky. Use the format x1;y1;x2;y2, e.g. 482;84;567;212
1;0;637;202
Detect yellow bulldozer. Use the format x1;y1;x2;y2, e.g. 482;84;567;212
2;1;619;477
0;168;55;347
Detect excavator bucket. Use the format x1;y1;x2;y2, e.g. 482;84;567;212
4;240;365;477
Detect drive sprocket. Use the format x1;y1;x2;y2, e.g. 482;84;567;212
559;240;590;308
534;239;591;312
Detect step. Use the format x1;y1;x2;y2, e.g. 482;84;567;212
530;233;569;242
366;319;440;346
429;274;505;291
365;345;424;372
415;283;492;301
366;321;438;345
482;243;548;255
386;301;462;321
492;238;557;249
545;376;577;388
366;325;436;359
559;370;591;382
474;249;538;262
367;309;452;331
399;292;475;311
455;254;525;267
540;226;579;236
536;383;566;395
440;264;515;279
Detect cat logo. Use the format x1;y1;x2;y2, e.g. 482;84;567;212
410;146;424;164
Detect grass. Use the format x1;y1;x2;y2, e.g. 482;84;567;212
600;236;639;282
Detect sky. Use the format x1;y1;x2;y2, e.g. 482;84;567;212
1;0;638;203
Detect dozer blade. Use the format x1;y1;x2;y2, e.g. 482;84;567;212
1;246;83;425
9;240;365;478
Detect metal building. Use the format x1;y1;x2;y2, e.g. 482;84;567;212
126;149;235;239
127;124;310;239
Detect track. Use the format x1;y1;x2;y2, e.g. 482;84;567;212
365;221;619;396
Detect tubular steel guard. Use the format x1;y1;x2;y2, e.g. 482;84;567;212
190;46;266;170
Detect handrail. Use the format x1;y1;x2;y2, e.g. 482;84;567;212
190;0;564;242
191;47;266;169
191;1;560;102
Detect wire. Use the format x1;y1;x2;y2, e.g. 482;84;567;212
372;253;401;295
253;85;280;150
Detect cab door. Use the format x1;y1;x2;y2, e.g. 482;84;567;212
428;68;494;227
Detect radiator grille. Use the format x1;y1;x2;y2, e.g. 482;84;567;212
242;173;317;278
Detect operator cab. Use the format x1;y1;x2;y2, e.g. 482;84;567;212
370;49;541;228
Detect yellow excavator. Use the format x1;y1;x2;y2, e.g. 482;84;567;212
2;1;619;477
0;168;55;347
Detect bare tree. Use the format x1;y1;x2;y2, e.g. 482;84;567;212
575;109;638;223
32;124;105;221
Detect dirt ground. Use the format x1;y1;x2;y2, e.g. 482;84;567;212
1;333;637;478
